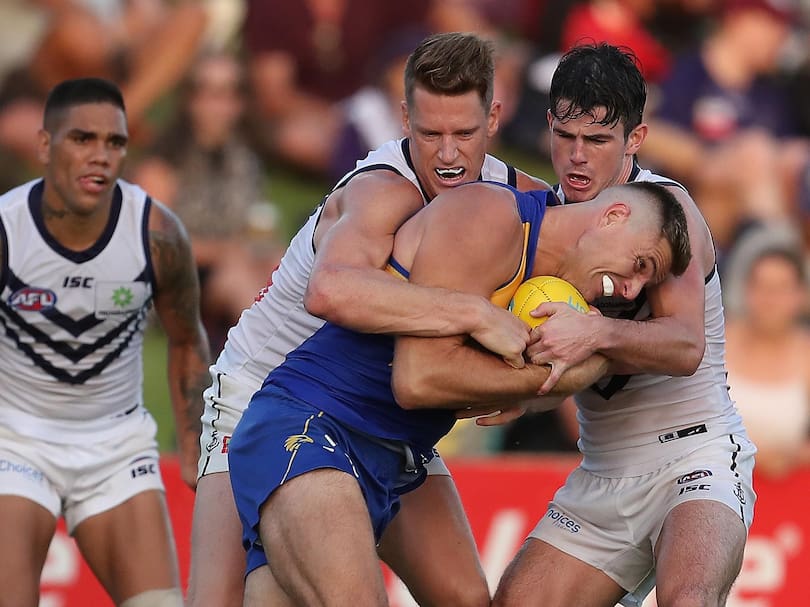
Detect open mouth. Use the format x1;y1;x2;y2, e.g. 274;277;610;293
602;275;615;297
566;173;591;189
435;167;465;180
79;175;109;194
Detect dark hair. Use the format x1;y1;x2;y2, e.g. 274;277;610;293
404;32;494;110
625;181;692;277
43;78;126;132
550;43;646;137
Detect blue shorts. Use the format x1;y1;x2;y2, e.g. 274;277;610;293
228;383;429;575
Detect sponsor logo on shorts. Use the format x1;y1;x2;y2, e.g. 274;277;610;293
284;434;314;452
205;430;220;452
734;481;746;505
659;423;707;443
221;435;231;454
0;458;45;483
677;469;713;484
130;459;158;479
546;508;581;533
678;483;711;496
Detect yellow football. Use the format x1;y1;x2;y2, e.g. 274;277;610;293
509;276;589;327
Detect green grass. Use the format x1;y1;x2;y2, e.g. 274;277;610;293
142;325;176;452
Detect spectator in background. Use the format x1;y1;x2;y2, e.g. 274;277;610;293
724;226;810;479
0;0;208;187
647;0;721;54
500;0;674;161
327;28;424;182
243;0;489;177
640;0;810;263
132;51;282;353
559;0;671;82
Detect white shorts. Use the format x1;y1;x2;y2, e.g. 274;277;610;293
197;368;451;479
529;432;756;607
0;409;164;533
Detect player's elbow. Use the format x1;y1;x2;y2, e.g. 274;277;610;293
667;330;705;376
677;339;705;376
392;376;426;410
392;366;436;410
304;267;342;322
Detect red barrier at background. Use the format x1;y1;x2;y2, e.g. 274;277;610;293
40;456;809;607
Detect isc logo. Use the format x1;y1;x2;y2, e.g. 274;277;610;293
130;463;157;479
62;276;94;288
678;483;711;495
8;287;57;311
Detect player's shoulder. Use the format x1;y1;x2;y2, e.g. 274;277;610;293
140;184;190;252
429;181;521;220
0;179;41;210
514;170;551;192
330;167;422;213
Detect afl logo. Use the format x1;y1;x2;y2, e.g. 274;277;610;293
8;287;57;311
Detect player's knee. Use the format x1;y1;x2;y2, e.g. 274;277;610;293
119;588;183;607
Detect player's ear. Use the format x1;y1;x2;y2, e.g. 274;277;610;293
625;123;647;155
36;129;51;165
401;100;411;136
603;202;630;226
487;100;501;137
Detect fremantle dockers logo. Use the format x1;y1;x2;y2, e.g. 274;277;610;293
8;287;57;311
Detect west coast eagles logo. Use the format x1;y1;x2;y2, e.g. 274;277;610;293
284;434;314;452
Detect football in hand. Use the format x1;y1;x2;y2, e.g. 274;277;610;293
509;276;589;328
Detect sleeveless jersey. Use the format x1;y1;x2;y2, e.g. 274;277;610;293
216;138;518;389
265;186;550;461
0;179;155;443
557;161;747;476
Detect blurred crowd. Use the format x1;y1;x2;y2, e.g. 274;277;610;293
3;0;810;474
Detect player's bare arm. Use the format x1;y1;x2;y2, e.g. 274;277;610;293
392;184;607;409
148;200;211;489
528;187;708;378
305;170;530;364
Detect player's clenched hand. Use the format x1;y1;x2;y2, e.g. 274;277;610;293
527;302;602;390
469;304;532;369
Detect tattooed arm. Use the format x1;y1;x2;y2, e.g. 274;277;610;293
148;200;211;490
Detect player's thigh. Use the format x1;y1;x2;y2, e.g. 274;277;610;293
654;500;747;606
187;471;246;607
260;468;387;607
73;489;179;604
378;473;489;607
0;495;58;607
244;565;296;607
493;538;625;607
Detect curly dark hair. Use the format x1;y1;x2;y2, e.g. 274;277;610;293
550;42;646;138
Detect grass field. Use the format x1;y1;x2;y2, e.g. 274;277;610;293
142;326;176;451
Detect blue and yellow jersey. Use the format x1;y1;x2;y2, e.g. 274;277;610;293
264;187;551;461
